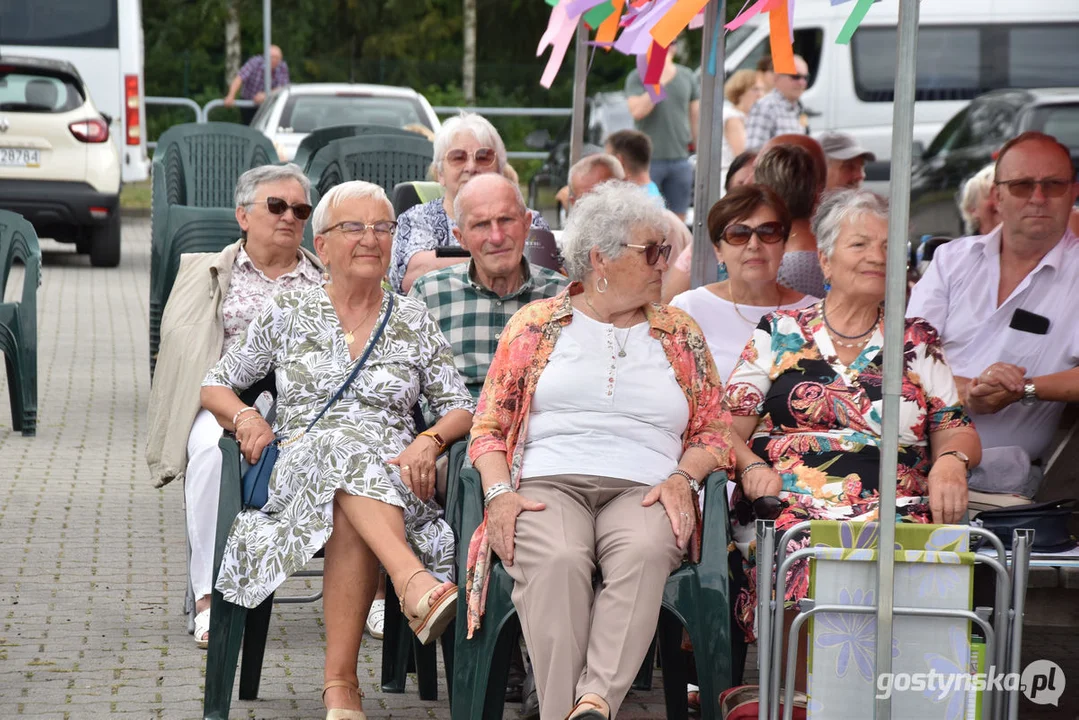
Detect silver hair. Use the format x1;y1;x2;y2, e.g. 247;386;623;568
561;180;668;283
234;163;311;208
812;188;890;260
453;174;527;227
958;164;995;235
432;112;507;175
313;181;394;235
567;153;626;198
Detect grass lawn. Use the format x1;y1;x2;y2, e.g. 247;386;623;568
120;180;152;210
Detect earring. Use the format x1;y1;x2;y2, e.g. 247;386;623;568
322;264;331;283
596;276;609;294
823;278;832;293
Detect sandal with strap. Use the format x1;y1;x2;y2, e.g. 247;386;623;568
193;608;211;650
322;679;366;720
564;697;609;719
398;568;457;646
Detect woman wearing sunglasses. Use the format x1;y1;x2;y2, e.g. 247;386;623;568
389;112;551;293
147;163;323;649
723;188;981;686
464;181;736;720
671;185;816;383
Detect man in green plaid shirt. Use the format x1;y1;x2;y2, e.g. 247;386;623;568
409;174;568;399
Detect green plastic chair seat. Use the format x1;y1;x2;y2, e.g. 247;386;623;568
391;181;445;218
306;134;434;204
294;124;423;173
0;210;41;436
450;468;734;720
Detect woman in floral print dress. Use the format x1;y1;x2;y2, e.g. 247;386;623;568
723;190;982;663
201;181;474;719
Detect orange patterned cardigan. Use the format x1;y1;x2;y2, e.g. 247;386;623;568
464;283;736;637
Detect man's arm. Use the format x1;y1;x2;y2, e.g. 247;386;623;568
224;74;243;106
689;99;700;146
401;251;467;294
1029;367;1079;404
627;93;656;121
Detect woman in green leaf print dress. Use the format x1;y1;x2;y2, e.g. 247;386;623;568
201;181;474;719
722;189;982;660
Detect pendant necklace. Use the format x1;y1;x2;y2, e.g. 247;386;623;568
583;293;631;357
335;293;380;345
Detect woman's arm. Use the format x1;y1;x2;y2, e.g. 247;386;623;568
725;116;747;157
927;425;981;524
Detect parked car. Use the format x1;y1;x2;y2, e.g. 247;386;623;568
909;88;1079;240
250;83;441;162
0;55;122;266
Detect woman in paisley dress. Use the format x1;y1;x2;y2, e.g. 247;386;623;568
723;188;981;685
201;181;474;720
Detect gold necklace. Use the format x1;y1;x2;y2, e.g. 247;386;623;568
330;288;380;345
729;284;781;325
583;294;633;358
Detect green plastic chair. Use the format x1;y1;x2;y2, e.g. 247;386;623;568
391;181;445;218
0;210;41;436
306;134;434;203
294;124;422;173
450;468;734;720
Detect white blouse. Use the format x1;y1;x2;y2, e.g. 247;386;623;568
521;309;689;485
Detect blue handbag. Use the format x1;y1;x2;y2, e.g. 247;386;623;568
240;294;395;509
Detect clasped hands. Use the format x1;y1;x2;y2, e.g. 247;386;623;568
966;362;1026;415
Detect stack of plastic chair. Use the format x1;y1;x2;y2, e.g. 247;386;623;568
306;132;433;204
0;210;41;436
149;122;278;376
294;124;422;174
450;468;735;720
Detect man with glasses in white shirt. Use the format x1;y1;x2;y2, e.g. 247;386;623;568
908;131;1079;498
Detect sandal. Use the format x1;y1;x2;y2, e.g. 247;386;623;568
365;598;385;640
687;682;701;714
193;607;211;650
322;679;366;720
565;697;609;719
399;569;457;646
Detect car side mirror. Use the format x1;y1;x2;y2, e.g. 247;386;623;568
525;129;553;150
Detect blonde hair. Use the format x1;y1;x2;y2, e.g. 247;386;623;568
959;164;995;235
725;69;758;105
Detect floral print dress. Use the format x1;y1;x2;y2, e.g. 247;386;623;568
723;302;971;639
203;286;475;608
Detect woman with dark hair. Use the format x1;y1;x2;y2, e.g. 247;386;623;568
725;150;758;194
671;185;817;381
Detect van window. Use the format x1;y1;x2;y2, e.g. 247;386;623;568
1033;104;1079;151
0;0;118;49
852;24;1079;103
732;28;824;89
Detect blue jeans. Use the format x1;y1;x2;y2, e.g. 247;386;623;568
650;158;694;216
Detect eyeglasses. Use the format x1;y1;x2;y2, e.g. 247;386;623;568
783;73;810;83
250;196;313;220
445;147;498;168
733;495;788;526
621;242;673;265
994;177;1073;199
721;222;787;245
319;220;398;238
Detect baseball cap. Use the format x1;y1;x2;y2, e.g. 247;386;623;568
819;132;876;162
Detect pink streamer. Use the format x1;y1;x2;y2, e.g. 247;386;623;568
725;0;779;31
538;1;579;89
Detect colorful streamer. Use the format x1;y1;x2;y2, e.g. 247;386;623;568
835;0;877;44
768;0;796;74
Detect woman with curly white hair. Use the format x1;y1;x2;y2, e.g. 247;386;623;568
463;180;737;719
958;163;999;235
389;111;550;292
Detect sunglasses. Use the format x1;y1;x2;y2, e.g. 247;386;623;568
783;73;810;82
621;242;673;265
445;147;498;168
250;196;313;220
733;495;788;526
994;178;1072;199
722;222;787;245
319;220;398;238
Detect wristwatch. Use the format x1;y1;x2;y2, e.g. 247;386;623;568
418;430;446;454
670;468;701;493
1021;380;1038;407
938;450;970;471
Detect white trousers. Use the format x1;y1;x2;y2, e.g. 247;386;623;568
185;409;224;600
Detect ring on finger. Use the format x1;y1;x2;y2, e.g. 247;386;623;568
403;465;411;472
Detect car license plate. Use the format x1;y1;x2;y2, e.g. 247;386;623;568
0;148;41;167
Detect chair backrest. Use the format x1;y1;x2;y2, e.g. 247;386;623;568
307;133;434;203
391;181;445;218
524;228;563;273
294;124;421;172
0;209;42;320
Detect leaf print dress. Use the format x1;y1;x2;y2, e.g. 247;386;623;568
723;303;972;640
203;286;475;609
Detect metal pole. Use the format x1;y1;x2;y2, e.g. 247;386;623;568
690;0;725;289
262;0;272;99
569;20;589;166
875;1;921;717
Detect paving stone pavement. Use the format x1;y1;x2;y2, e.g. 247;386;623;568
2;217;1077;719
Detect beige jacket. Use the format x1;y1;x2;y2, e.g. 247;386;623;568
145;240;323;488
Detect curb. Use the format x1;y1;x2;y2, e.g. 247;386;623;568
121;208;151;219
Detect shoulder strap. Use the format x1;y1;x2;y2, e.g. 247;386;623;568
304;292;395;433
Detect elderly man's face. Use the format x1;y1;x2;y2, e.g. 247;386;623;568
993;139;1079;245
237;178;308;252
774;57;809;103
826;156;867;190
571;164;617;206
455;181;531;283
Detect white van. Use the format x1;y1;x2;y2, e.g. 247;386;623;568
0;0;150;183
723;0;1079;177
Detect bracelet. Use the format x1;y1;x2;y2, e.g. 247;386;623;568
741;461;772;480
483;482;515;508
669;468;700;493
235;414;262;432
232;406;258;426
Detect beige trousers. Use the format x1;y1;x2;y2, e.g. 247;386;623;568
503;474;683;720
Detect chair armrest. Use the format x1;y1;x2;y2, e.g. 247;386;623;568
213;436;243;577
701;470;732;561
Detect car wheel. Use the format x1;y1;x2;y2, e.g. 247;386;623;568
90;214;121;267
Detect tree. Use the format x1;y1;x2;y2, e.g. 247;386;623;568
462;0;476;104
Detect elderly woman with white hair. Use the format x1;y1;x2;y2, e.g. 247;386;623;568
200;180;475;719
390;111;550;293
958;163;1000;235
464;181;736;720
724;189;981;667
